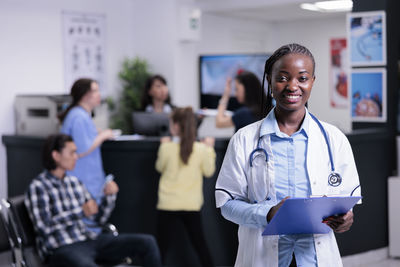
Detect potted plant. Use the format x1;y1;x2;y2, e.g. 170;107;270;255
109;57;151;134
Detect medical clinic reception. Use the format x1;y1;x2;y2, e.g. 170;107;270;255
1;0;400;266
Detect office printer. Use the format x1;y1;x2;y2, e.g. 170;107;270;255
15;94;71;136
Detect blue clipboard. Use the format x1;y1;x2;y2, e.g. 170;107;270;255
262;196;362;236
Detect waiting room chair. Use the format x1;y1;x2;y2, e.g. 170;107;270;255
2;196;41;267
0;204;17;267
5;195;132;267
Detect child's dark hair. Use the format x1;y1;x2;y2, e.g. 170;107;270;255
235;71;266;120
42;134;74;170
58;78;96;122
141;74;173;110
171;107;196;164
261;43;315;116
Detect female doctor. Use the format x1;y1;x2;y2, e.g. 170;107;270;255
215;43;361;267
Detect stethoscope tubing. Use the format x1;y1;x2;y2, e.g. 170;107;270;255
249;113;342;187
308;113;336;173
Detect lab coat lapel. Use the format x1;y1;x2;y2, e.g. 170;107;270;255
307;118;331;196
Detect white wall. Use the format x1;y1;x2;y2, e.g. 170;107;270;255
131;0;178;95
197;13;272;54
0;0;136;199
130;0;198;109
270;15;351;132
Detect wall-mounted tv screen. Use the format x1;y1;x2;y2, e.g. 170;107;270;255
199;53;269;109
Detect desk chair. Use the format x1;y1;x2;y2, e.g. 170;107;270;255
4;195;132;267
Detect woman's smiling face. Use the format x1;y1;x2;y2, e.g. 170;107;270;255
269;53;315;113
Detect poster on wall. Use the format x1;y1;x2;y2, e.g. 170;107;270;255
351;68;386;122
62;11;106;95
347;11;386;66
330;38;348;108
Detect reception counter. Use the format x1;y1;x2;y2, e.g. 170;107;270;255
2;129;395;265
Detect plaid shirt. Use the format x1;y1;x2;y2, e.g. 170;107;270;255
24;170;116;259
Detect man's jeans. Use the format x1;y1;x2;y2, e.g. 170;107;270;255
48;233;162;267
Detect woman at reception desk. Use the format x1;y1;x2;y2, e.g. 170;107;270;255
59;78;118;206
141;74;174;114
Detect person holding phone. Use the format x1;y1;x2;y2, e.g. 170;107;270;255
59;78;118;232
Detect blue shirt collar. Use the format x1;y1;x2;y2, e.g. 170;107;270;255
260;107;310;138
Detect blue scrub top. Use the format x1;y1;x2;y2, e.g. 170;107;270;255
60;106;105;201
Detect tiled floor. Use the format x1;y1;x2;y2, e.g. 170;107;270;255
341;247;399;267
356;259;400;267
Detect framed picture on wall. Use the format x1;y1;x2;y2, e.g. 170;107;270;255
351;68;386;122
347;11;386;66
330;38;348;108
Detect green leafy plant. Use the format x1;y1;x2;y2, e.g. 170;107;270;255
109;57;151;133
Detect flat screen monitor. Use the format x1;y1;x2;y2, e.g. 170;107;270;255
199;53;269;109
131;112;170;136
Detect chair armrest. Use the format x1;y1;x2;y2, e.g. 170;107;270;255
102;223;118;236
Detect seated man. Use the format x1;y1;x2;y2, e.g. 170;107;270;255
24;133;162;267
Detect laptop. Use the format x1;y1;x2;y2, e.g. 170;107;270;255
131;112;170;136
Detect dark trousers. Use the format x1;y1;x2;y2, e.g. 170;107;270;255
48;233;162;267
157;210;214;267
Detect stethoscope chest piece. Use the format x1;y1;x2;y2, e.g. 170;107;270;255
328;172;342;187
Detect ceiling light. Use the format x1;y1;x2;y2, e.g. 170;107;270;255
300;0;353;13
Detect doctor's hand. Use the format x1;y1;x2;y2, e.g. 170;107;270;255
267;196;290;223
322;210;354;233
83;199;98;217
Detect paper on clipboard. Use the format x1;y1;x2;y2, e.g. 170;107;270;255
262;196;362;236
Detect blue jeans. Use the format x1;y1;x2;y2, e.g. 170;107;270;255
48;233;162;267
279;234;317;267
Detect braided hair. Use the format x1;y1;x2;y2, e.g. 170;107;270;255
261;43;315;116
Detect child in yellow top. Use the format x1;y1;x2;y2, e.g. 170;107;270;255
155;107;216;267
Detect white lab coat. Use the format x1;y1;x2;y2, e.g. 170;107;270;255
215;117;361;267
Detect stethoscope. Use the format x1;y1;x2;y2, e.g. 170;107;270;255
249;112;342;188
